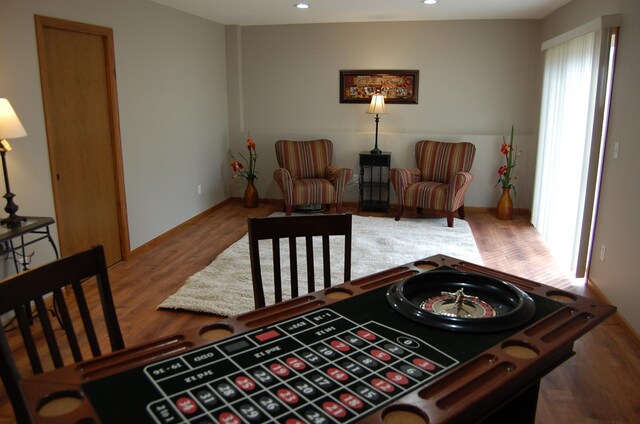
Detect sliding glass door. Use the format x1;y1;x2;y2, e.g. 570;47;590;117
532;23;618;277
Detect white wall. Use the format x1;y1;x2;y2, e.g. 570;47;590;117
543;0;640;334
5;0;634;335
0;0;229;270
228;20;542;209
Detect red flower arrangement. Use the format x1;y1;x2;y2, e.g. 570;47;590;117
496;126;518;193
230;135;257;180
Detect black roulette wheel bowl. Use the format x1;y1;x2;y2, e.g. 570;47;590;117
387;268;536;332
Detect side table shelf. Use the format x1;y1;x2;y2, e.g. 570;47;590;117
0;216;59;274
359;152;391;212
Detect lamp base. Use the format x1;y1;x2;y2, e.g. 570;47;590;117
2;190;25;229
1;214;27;229
370;147;382;154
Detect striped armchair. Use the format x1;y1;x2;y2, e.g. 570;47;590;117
390;140;476;227
273;139;353;215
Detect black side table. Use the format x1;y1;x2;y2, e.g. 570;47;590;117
0;216;59;274
359;152;391;211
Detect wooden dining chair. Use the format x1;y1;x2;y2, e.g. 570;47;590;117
0;245;124;424
248;213;352;309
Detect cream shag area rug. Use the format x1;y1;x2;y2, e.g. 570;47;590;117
158;215;483;317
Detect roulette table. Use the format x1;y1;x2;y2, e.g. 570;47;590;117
19;255;616;423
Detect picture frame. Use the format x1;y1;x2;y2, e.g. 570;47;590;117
339;69;419;104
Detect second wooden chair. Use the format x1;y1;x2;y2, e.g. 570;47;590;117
0;245;124;423
248;213;352;309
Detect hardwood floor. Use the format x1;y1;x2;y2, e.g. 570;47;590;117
466;210;640;424
1;200;638;423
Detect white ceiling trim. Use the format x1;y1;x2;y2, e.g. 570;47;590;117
148;0;573;27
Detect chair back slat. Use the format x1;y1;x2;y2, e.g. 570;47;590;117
272;238;283;304
344;225;352;283
95;267;125;351
248;213;352;309
34;297;64;369
15;306;43;374
249;238;265;307
52;288;84;363
305;236;315;293
322;235;331;289
288;238;299;299
71;280;102;357
0;331;30;423
0;245;124;423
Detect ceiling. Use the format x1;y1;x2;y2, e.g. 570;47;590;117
148;0;572;26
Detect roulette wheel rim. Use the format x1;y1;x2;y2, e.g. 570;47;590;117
387;268;536;332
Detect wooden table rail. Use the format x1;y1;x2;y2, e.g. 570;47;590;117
19;255;615;424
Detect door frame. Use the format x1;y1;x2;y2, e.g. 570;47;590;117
35;15;130;261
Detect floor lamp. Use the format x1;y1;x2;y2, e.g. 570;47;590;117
0;98;28;229
366;92;387;154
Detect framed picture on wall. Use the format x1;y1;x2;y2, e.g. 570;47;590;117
339;69;419;104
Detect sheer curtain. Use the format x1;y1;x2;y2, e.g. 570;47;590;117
532;32;599;274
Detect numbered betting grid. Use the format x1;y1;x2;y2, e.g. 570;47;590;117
144;309;459;424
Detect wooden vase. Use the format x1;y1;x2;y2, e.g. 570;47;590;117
496;187;513;220
244;178;259;208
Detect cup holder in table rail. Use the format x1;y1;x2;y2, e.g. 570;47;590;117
325;287;353;300
199;323;234;341
546;290;578;303
382;405;430;424
502;340;539;359
37;390;84;418
414;260;440;270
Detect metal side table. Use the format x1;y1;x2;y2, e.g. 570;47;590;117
0;216;59;273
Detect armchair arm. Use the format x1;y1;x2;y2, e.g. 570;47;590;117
447;171;474;211
273;168;294;206
389;168;421;205
326;166;353;203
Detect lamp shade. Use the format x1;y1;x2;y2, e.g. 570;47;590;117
367;93;386;115
0;98;27;140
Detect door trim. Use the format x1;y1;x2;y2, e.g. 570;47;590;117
35;15;130;261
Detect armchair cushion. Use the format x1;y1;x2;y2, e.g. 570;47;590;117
275;139;332;179
417;141;475;183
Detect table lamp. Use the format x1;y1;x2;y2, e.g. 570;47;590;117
0;98;28;229
366;92;386;154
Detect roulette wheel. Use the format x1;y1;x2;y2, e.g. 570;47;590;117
387;267;536;332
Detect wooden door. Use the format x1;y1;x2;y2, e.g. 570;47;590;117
35;16;129;266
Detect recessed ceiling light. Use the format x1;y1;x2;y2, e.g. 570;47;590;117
423;0;437;4
295;2;310;9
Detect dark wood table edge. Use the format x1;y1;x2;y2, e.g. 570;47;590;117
20;254;616;423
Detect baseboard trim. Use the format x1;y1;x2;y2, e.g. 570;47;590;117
229;197;282;207
128;199;233;259
587;277;640;342
229;198;531;215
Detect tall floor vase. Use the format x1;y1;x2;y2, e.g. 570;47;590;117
496;187;513;220
244;178;259;208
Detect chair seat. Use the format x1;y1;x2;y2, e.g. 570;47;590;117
404;181;448;209
291;178;336;205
